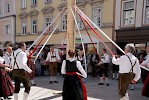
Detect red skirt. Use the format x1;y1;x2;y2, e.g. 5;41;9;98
27;60;35;79
142;73;149;97
0;68;14;97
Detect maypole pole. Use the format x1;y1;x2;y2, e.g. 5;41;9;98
66;0;75;59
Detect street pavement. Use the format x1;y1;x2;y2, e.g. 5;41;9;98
11;75;149;100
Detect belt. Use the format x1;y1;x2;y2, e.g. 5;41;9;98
66;72;77;75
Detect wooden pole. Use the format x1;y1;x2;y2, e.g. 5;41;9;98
66;0;75;59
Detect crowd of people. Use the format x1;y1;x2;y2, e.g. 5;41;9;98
0;42;149;100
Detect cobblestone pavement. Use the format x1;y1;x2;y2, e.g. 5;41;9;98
10;75;149;100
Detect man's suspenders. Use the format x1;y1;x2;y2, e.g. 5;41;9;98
13;51;22;69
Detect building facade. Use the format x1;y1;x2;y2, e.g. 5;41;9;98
0;0;16;49
115;0;149;52
16;0;115;53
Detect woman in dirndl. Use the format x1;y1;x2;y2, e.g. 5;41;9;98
27;47;36;86
0;49;14;100
61;49;87;100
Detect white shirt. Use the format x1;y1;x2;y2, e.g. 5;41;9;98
46;51;60;62
141;53;149;67
0;56;4;64
11;48;32;73
61;58;87;78
3;52;11;66
101;53;110;63
112;53;141;82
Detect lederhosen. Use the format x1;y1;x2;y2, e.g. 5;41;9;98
13;51;31;93
118;55;136;98
49;52;58;76
62;60;87;100
99;54;109;77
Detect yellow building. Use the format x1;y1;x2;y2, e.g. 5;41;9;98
16;0;115;54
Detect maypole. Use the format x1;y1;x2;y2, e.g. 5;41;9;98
66;0;75;59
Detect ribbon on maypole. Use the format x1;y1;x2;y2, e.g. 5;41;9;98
34;20;61;61
78;12;96;52
27;8;66;60
74;5;114;55
74;5;149;71
70;6;87;73
74;5;125;54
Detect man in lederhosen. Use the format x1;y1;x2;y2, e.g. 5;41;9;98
112;44;141;100
46;46;60;84
11;42;32;100
98;48;110;86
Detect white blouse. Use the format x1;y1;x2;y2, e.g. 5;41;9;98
61;58;87;78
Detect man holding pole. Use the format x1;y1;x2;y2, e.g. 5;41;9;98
112;44;141;100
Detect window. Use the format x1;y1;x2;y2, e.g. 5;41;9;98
6;2;10;13
122;1;135;25
76;9;84;29
92;8;101;27
5;24;10;34
32;0;37;6
45;17;52;27
21;0;26;8
61;13;67;31
31;19;37;34
144;0;149;23
22;21;27;35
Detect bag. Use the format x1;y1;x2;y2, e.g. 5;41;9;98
0;68;14;97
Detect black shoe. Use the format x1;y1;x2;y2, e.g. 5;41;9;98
98;83;104;85
49;81;53;84
7;97;11;99
53;81;58;83
31;83;36;86
112;78;115;80
106;83;109;86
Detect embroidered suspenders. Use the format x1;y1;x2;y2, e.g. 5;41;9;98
13;51;22;69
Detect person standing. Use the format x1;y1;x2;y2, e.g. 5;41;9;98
11;42;32;100
112;44;141;100
3;46;12;67
46;46;60;84
61;49;87;100
98;48;110;86
90;49;100;77
141;46;149;97
0;49;13;100
26;47;36;86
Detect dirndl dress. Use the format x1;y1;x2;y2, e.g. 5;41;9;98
62;60;87;100
142;73;149;97
0;67;14;97
27;59;35;79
